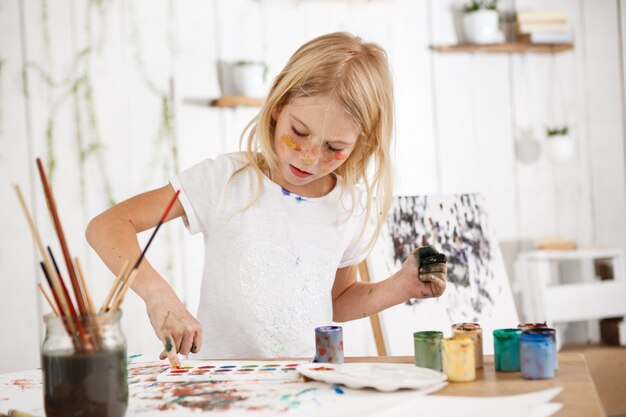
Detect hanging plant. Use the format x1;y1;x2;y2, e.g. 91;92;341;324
545;125;574;162
22;0;115;206
127;0;180;277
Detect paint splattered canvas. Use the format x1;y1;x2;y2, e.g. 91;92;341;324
366;194;518;355
157;361;306;382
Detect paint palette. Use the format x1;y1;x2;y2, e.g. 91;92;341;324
296;362;448;392
157;360;306;383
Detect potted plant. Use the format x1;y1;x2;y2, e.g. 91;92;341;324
545;125;574;161
231;61;268;98
462;0;501;44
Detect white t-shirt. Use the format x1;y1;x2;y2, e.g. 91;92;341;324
169;153;371;358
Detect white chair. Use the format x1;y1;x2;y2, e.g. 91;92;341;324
515;248;626;348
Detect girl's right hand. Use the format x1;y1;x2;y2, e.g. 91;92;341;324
144;286;203;367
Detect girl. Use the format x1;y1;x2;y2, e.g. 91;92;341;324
86;32;447;365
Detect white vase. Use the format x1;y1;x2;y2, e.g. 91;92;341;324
462;10;499;44
232;62;267;97
546;135;574;162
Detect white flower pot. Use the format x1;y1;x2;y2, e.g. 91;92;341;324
462;10;499;44
232;62;267;97
546;135;574;162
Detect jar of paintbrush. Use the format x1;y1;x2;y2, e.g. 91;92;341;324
42;310;128;417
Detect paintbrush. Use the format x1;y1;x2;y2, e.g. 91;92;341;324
40;261;92;352
37;283;60;316
47;248;94;351
109;190;180;312
14;184;79;345
99;259;130;314
36;158;89;316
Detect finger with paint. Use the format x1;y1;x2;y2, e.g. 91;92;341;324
160;335;180;368
414;245;447;283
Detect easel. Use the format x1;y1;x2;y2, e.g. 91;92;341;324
358;260;387;356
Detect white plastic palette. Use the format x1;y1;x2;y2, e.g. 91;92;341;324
157;360;306;382
296;362;448;392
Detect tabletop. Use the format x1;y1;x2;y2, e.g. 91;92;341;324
352;353;606;417
0;353;605;417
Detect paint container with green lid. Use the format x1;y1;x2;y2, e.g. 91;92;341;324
493;328;522;371
413;331;443;371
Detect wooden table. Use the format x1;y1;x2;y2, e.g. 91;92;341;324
0;353;605;416
348;353;606;417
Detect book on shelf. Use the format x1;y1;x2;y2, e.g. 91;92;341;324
516;21;569;34
517;10;568;24
517;32;572;44
515;9;571;44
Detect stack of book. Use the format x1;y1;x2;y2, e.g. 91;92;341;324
516;10;572;44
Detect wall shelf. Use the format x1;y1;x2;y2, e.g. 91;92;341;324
183;96;264;108
431;42;574;54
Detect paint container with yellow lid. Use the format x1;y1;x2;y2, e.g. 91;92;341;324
452;322;483;368
441;337;475;382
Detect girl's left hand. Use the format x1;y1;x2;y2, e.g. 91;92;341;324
399;247;448;299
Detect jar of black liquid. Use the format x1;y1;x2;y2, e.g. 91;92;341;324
42;311;128;417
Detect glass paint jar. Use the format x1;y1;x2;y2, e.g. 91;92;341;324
42;311;128;417
529;326;559;371
520;329;555;380
493;328;522;372
314;326;344;364
413;331;443;371
452;322;483;368
442;337;475;382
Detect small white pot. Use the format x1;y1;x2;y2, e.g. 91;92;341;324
546;135;574;162
232;62;267;97
462;10;499;44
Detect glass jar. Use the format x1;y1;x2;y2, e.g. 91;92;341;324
413;331;443;371
493;328;522;372
441;337;475;382
452;322;483;368
519;329;555;380
42;311;128;417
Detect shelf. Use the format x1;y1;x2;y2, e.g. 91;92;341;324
431;42;574;54
183;96;264;108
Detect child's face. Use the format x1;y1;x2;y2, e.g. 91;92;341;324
272;95;359;194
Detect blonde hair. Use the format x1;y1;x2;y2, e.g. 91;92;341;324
234;32;394;250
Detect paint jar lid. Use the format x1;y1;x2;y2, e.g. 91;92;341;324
493;328;522;341
413;331;443;340
520;330;553;342
452;322;482;332
315;325;342;333
524;327;555;335
518;322;548;331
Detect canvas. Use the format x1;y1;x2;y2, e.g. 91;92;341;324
365;194;519;355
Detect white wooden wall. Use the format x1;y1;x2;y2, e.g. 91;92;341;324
1;0;625;372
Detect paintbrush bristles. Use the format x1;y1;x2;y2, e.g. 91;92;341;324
99;259;130;314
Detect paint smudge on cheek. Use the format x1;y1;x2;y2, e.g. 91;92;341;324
334;151;348;161
280;135;301;152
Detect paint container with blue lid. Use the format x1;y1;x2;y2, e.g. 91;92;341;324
413;331;443;371
493;328;522;372
314;326;344;364
520;329;556;379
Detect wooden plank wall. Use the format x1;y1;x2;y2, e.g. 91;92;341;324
0;0;624;370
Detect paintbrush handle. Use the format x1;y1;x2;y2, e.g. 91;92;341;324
36;158;88;316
